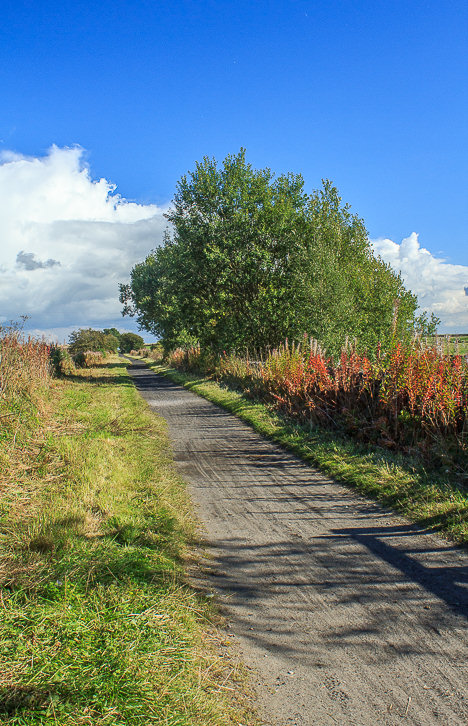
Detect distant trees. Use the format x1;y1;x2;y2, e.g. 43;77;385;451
68;328;147;355
120;150;432;356
103;327;121;343
68;328;119;355
119;332;145;353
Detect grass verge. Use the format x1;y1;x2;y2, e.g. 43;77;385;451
147;362;467;546
0;358;255;725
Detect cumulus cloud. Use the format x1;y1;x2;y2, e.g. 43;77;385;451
0;145;167;334
2;147;466;338
371;233;468;332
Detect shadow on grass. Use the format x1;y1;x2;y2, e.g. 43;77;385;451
62;371;134;386
23;505;185;595
0;686;54;716
2;522;187;720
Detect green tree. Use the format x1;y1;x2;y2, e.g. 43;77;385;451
103;327;121;343
119;332;145;353
68;329;119;354
120;150;424;356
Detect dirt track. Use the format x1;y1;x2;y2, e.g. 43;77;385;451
129;361;468;726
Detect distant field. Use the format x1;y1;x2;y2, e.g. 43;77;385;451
432;334;468;355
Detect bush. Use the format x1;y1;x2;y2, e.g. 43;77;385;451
49;345;75;376
73;351;104;368
69;329;119;355
146;343;164;362
119;333;145;353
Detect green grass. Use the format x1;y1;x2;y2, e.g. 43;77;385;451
147;362;468;546
0;359;255;725
430;334;468;356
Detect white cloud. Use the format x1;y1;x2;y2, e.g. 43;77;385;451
2;148;466;339
372;233;468;332
0;145;167;334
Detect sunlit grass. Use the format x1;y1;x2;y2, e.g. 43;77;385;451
0;359;255;725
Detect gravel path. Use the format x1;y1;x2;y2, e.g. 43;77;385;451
128;361;468;726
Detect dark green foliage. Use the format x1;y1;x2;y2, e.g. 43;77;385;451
68;329;119;355
49;346;75;376
103;327;122;343
121;150;426;357
119;332;145;353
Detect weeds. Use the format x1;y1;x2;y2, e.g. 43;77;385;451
153;340;468;544
165;338;468;473
0;323;50;410
0;356;255;725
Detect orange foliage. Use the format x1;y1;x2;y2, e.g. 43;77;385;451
167;338;468;455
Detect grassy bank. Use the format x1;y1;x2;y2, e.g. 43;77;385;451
147;362;467;546
0;357;254;725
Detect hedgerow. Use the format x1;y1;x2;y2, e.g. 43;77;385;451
165;339;468;470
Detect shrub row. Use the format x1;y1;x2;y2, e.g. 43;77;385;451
49;346;108;375
0;325;51;419
165;339;468;470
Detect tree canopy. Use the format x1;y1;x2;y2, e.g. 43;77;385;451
68;328;119;354
119;332;145;353
103;327;121;342
120;150;432;356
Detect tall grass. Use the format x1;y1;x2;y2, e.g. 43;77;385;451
0;324;51;408
0;324;52;486
165;338;468;470
0;355;255;724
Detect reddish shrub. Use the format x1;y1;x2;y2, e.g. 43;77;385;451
167;338;468;461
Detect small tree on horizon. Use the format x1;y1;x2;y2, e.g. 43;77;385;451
68;328;119;354
119;332;145;353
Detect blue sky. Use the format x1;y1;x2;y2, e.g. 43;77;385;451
1;0;467;338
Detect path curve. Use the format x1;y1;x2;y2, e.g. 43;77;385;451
129;361;467;726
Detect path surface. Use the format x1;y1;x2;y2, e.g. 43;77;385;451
128;361;468;726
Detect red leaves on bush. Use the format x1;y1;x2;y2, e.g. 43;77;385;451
168;339;468;456
258;341;467;450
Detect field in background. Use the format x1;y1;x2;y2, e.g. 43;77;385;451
432;334;468;356
0;331;254;725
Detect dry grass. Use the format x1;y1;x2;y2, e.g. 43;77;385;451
0;324;54;509
0;355;257;725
